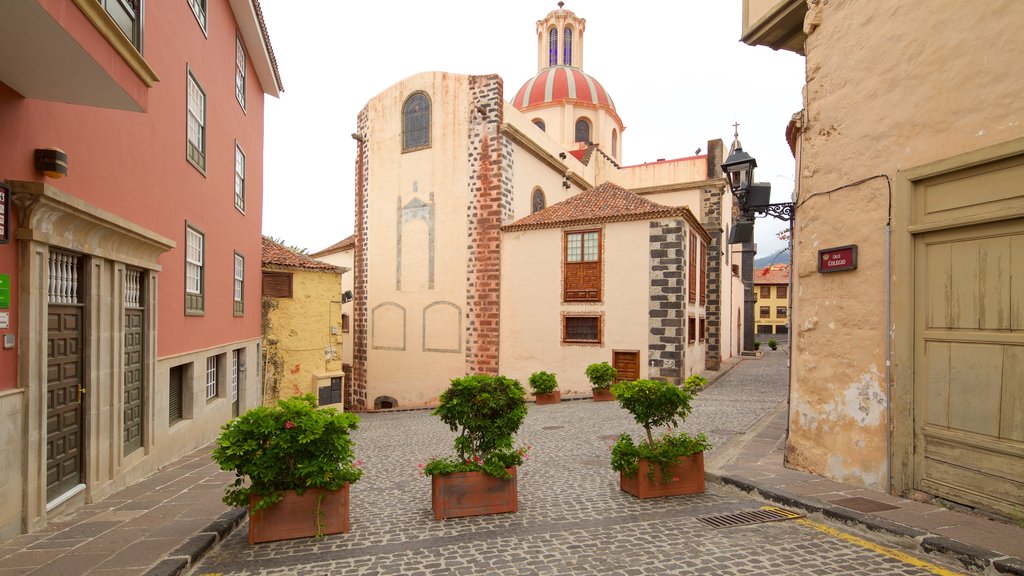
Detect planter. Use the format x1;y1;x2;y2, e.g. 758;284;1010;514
620;453;705;499
534;391;561;405
248;485;350;544
592;387;614;402
431;467;517;520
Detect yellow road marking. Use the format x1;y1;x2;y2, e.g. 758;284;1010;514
790;515;965;576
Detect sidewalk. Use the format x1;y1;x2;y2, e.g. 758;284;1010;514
706;393;1024;575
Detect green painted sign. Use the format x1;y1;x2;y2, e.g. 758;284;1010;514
0;274;9;309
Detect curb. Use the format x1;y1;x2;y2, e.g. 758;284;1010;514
143;507;247;576
707;472;1024;575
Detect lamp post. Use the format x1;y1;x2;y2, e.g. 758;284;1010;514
722;130;794;355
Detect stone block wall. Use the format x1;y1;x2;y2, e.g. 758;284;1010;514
648;220;686;384
351;107;370;410
702;139;725;371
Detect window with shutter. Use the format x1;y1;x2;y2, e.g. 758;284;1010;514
564;230;601;302
777;285;788;299
689;232;697;303
699;239;707;304
760;286;771;298
563;316;601;344
262;271;293;298
169;365;184;424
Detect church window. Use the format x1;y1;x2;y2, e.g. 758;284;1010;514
532;188;546;213
611;129;618;159
575;118;591;143
563;27;573;65
549;28;558;66
564;229;601;302
402;92;431;151
533;119;545;131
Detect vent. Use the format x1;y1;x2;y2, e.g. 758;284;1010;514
696;506;802;529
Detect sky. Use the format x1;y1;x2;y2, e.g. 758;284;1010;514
258;1;806;257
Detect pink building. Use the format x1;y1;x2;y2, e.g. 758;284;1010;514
0;0;281;538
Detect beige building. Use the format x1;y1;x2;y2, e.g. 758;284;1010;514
310;236;355;404
754;264;789;335
327;4;745;410
261;238;346;407
742;0;1024;521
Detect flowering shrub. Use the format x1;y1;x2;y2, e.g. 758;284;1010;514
211;394;363;510
610;376;711;482
527;371;558;395
423;374;528;479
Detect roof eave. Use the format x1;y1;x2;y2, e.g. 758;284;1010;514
229;0;283;97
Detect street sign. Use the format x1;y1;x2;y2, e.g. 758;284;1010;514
818;245;858;273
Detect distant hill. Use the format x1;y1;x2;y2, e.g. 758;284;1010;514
755;249;791;268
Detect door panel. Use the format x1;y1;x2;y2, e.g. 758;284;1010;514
47;306;83;500
123;308;143;455
613;351;639;382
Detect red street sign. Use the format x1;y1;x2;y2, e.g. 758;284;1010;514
818;245;857;273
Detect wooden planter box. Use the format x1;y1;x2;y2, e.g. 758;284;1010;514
248;485;350;544
592;387;614;402
431;468;517;520
534;391;561;405
620;454;705;499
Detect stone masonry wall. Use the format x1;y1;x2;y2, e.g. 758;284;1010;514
702;139;725;371
464;75;510;375
648;220;685;384
350;108;369;409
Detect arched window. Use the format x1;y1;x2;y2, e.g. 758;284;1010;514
563;27;573;66
575;118;591;143
611;129;618;159
533;119;546;132
402;92;431;151
548;28;558;66
532;188;546;213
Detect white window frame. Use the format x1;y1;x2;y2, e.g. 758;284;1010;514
189;0;207;32
234;143;245;212
233;252;244;315
186;69;206;173
235;35;246;110
186;227;204;295
205;356;218;400
231;350;239;403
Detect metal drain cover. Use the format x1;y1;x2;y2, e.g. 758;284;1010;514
542;426;564;430
696;506;803;529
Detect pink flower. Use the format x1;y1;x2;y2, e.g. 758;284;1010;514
355;459;364;467
284;420;295;429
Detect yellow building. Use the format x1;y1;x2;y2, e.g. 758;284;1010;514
741;0;1024;521
261;237;347;407
754;264;789;335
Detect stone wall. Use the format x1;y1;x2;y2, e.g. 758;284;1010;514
351;107;370;409
648;220;686;384
702;139;725;370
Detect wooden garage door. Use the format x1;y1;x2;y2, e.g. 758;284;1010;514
913;218;1024;518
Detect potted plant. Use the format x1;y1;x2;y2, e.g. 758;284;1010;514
610;375;712;499
586;362;617;401
422;374;528;520
768;339;779;350
211;394;363;544
528;371;560;404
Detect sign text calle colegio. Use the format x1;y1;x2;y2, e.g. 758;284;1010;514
818;245;858;273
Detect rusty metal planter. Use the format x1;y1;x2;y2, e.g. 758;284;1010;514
248;485;350;544
620;454;705;499
535;391;561;405
592;388;614;402
431;468;518;520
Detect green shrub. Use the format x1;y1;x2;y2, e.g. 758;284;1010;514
211;394;363;510
754;341;761;350
768;339;779;350
585;362;618;390
423;374;528;479
527;371;558;395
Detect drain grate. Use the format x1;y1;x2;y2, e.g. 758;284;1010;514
696;506;803;529
542;426;564;430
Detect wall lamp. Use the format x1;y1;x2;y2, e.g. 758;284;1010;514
35;148;68;179
721;138;793;244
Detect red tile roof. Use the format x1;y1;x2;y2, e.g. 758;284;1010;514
502;181;709;241
262;237;343;272
252;0;284;92
309;235;354;258
756;264;790;285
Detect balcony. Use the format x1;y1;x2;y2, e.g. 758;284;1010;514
741;0;807;55
0;1;157;112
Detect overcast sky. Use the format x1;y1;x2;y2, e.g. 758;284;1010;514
258;1;806;257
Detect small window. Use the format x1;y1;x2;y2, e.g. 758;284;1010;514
777;306;788;319
235;35;246;109
205;355;219;400
233;252;244;316
186;70;206;172
699;318;707;342
575;118;591;143
99;0;142;51
188;0;207;30
611;129;618;159
169;364;186;424
699;239;707;305
760;286;771;299
564;229;601;302
532;188;546;213
533;119;546;132
262;271;293;298
185;224;205;315
688;318;697;343
234;143;246;212
777;285;788;299
548;27;558;66
402;92;431;151
760;306;771;319
341;313;350;333
563;27;573;65
563;316;601;344
319;377;343;406
688;233;698;304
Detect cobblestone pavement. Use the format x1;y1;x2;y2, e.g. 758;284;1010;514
191;353;967;575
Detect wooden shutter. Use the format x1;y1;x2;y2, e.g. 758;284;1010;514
169;365;184;424
688;232;697;303
262;271;293;298
699;239;707;304
564;230;601;302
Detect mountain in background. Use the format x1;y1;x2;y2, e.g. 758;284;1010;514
755;249;791;268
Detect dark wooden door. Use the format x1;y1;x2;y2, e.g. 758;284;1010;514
47;306;84;500
231;349;242;417
123;308;143;455
613;350;640;382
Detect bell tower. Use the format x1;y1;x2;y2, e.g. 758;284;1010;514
536;2;586;70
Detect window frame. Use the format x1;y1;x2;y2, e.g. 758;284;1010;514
235;34;247;110
185;223;205;315
188;0;207;33
776;306;788;319
234;142;246;213
548;27;558;66
205;355;218;401
563;228;602;302
531;187;546;214
341;313;350;333
561;315;602;345
233;251;244;316
99;0;143;52
759;306;771;319
777;285;788;299
262;271;294;298
563;27;573;65
574;117;591;144
688;317;697;343
759;285;771;299
185;68;207;174
532;118;546;132
689;232;698;304
401;91;432;152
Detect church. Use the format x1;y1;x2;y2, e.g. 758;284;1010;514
320;4;745;409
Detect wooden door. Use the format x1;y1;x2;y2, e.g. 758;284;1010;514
613;350;640;382
913;219;1024;518
123;308;143;455
47;306;84;500
231;349;242;417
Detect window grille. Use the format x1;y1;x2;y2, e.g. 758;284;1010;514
48;251;80;304
125;268;143;308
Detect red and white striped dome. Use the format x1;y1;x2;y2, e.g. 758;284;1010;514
512;65;615;111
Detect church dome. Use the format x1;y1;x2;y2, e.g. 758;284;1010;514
511;65;615;111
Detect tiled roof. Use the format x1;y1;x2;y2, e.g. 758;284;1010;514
309;235;354;258
252;0;284;92
502;182;709;241
756;264;790;285
262;237;343;272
